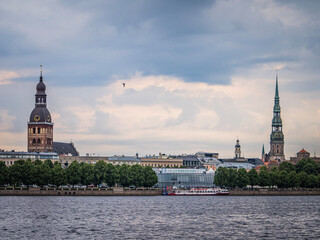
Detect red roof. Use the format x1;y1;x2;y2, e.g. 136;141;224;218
298;148;309;154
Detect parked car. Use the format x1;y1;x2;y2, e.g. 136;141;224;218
87;184;95;188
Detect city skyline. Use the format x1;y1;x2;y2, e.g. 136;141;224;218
1;1;320;158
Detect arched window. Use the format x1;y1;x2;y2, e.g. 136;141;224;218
33;128;36;134
38;128;41;134
32;139;36;144
37;139;41;144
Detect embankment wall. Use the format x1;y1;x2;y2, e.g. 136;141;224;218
0;188;162;196
230;189;320;196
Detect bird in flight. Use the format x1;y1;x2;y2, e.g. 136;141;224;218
122;83;126;87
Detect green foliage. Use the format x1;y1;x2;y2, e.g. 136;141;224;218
119;164;131;187
248;168;259;188
279;161;295;173
9;160;25;186
0;161;9;185
130;164;144;187
66;161;81;186
93;161;107;186
237;168;249;188
143;166;158;188
298;172;309;188
296;158;318;175
52;164;66;186
80;163;94;186
258;166;271;187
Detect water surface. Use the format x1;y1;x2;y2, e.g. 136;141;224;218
0;196;319;239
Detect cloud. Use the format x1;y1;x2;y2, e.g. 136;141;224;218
0;1;320;158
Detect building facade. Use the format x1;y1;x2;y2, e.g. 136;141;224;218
235;138;241;159
140;156;183;168
28;70;53;152
266;73;285;162
0;151;59;166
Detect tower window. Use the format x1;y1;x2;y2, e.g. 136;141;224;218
32;139;36;144
38;128;41;134
37;139;41;144
33;128;36;134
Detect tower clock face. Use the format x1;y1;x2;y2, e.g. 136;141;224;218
34;115;40;121
47;115;51;122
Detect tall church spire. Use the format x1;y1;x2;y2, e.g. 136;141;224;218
268;71;285;162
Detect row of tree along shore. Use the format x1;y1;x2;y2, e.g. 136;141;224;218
214;158;320;189
0;159;158;188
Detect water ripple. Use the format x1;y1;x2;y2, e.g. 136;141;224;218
0;196;320;239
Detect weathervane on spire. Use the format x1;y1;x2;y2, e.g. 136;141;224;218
40;65;43;77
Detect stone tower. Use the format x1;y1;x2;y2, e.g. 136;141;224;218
268;73;285;161
27;69;53;152
235;138;241;159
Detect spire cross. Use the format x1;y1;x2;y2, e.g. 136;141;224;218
40;65;43;77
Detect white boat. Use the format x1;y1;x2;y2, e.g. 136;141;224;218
167;188;229;196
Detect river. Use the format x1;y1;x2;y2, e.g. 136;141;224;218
0;196;319;239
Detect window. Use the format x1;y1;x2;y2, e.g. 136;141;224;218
37;139;41;144
33;139;36;144
38;128;41;134
33;128;36;134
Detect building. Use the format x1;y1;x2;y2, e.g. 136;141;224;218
0;150;59;166
235;138;241;159
141;154;183;168
108;156;141;165
59;155;109;167
179;155;203;168
153;168;215;188
290;148;320;164
28;70;53;152
53;142;79;156
265;73;285;162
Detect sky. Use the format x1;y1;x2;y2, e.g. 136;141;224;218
0;0;320;158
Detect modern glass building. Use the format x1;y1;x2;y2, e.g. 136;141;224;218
153;168;215;188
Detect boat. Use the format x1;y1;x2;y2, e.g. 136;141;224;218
166;188;229;196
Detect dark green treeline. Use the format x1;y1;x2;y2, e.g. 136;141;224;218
0;160;158;188
214;158;320;189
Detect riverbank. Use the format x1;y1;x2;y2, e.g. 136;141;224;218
0;187;162;196
230;188;320;196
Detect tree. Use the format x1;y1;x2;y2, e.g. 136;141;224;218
278;170;290;188
143;166;158;188
43;159;54;169
279;161;295;173
93;161;107;186
80;163;94;186
227;168;238;188
130;164;144;187
248;168;259;189
237;168;249;188
287;171;299;189
214;167;229;187
9;160;25;186
269;170;279;188
66;161;81;186
298;172;309;188
23;159;37;186
119;164;131;187
105;163;118;187
52;164;66;187
308;175;318;188
258;166;270;187
0;161;9;185
35;162;52;186
296;159;318;175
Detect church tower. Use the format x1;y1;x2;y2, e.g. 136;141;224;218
235;138;241;159
268;73;285;161
27;69;53;152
